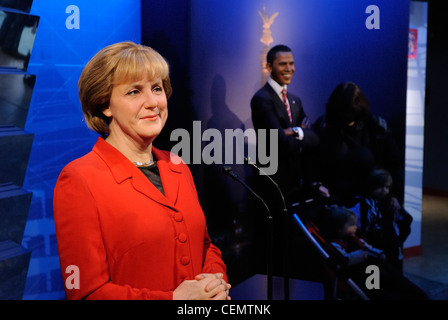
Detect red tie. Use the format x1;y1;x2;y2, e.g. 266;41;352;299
282;89;292;123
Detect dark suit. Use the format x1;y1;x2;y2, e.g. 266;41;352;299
250;82;318;200
250;82;321;279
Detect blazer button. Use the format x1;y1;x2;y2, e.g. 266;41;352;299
174;213;183;222
180;256;190;265
178;233;187;243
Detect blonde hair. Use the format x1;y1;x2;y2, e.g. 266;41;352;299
78;41;172;136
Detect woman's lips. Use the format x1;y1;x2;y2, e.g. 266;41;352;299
141;115;159;121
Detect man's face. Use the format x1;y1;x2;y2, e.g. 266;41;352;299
267;51;295;86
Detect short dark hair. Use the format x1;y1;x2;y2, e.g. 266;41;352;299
326;205;357;238
266;45;292;65
367;168;393;191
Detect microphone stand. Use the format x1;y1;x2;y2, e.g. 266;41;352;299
222;166;274;301
244;157;290;300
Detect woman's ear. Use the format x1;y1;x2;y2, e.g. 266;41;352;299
102;106;112;118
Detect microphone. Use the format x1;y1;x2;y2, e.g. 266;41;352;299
244;157;287;213
222;166;272;218
244;156;290;300
222;165;273;300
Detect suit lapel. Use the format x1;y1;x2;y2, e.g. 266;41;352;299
131;169;176;209
131;148;181;211
93;137;180;211
153;148;180;207
288;92;298;125
265;84;290;124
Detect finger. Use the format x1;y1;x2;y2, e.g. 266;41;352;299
207;279;232;291
195;273;223;281
195;273;214;280
210;290;228;300
208;281;228;297
195;274;208;280
208;279;231;293
204;278;222;293
225;289;231;300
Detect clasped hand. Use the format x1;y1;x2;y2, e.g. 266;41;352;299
173;273;231;300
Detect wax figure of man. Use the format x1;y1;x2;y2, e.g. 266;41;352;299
251;44;320;203
250;45;322;279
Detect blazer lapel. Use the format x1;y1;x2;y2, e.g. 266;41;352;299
152;148;181;207
265;84;290;123
288;92;298;125
93;137;179;211
131;167;178;210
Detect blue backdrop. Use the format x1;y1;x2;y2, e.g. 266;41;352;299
22;0;141;300
187;0;409;136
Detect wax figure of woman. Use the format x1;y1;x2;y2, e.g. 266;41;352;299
53;41;230;300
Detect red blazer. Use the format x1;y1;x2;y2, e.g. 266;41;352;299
53;137;227;300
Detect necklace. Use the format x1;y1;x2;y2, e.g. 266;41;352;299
132;155;154;167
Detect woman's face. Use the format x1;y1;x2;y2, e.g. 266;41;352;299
104;76;168;144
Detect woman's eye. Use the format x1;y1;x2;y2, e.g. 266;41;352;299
127;89;140;96
153;86;163;93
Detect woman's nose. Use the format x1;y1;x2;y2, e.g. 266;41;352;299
143;91;158;108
